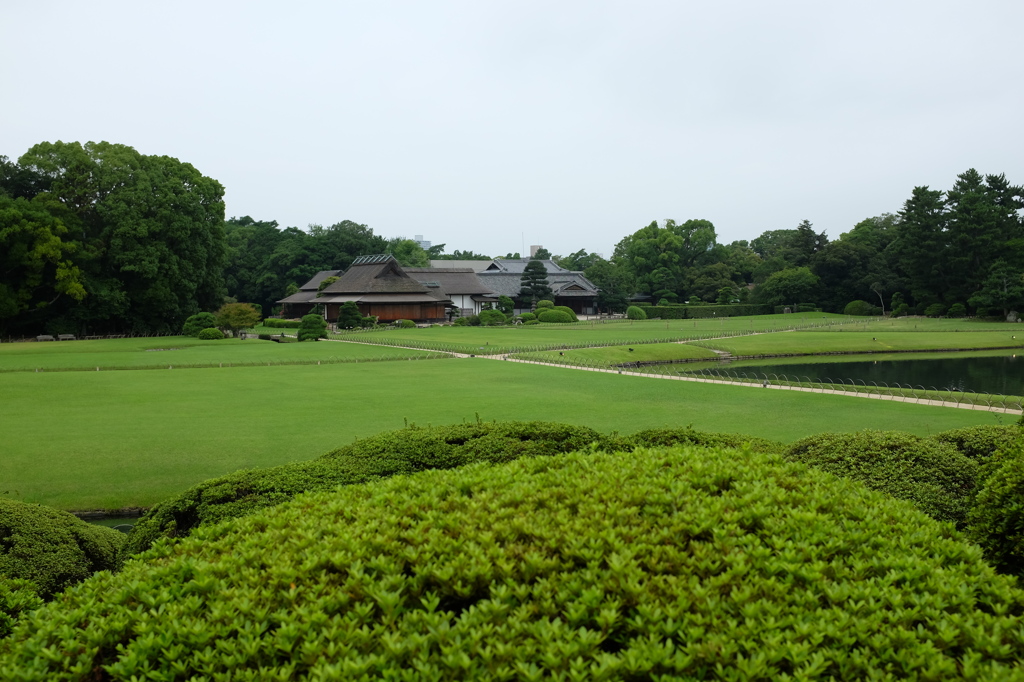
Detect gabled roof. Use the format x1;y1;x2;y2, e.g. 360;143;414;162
320;255;431;295
428;259;497;271
475;260;600;299
404;268;496;296
297;270;343;292
480;259;576;275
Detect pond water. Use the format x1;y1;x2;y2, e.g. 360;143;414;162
692;353;1023;396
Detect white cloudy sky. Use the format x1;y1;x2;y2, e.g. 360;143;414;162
3;0;1022;258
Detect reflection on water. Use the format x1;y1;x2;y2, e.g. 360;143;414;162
698;354;1022;396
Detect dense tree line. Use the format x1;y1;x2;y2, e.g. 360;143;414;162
4;145;1021;336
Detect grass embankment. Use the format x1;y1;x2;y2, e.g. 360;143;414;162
0;336;443;372
513;343;719;366
0;359;997;511
329;313;856;354
694;331;1024;357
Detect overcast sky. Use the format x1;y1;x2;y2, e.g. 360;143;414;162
3;1;1022;258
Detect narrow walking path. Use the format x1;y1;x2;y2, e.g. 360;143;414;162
327;337;1023;415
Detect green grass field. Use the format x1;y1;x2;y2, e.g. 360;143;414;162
694;331;1024;356
0;358;999;511
0;336;442;371
328;313;857;353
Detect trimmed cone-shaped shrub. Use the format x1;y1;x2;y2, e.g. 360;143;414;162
626;305;647;320
122;422;609;557
784;431;978;526
5;447;1024;678
0;499;125;600
536;309;573;323
967;444;1024;577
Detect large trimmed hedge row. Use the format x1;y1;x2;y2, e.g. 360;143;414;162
0;499;125;600
644;304;771;319
932;424;1021;462
122;421;610;557
968;442;1024;577
784;431;978;526
5;446;1024;679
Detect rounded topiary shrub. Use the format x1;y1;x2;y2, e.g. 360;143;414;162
948;303;967;318
297;314;328;341
552;305;578;322
181;312;217;337
518;312;536;322
621;427;783;454
0;499;125;600
7;447;1024;679
477;309;507;326
536;309;573;323
535;299;554;310
393;319;416;329
626;305;647;320
843;300;875;316
932;425;1021;463
784;431;978;526
122;421;609;557
924;303;947;318
196;327;224;340
967;445;1024;577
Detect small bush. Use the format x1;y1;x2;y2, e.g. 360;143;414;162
477;309;507;326
298;314;328;341
967;444;1024;577
626;305;647;320
181;312;217;337
784;431;978;526
257;333;271;341
892;303;911;317
552;305;578;322
452;317;469;326
537;309;573;323
464;314;481;326
196;327;224;340
535;299;554;309
948;302;967;318
518;312;536;322
523;319;539;325
0;499;125;600
843;300;875;316
924;303;947;318
122;421;609;556
392;319;416;329
9;447;1024;678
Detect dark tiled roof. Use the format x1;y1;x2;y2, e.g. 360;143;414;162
476;269;600;299
404;268;496;296
321;258;431;295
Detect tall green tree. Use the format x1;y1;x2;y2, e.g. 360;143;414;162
968;261;1024;319
752;267;820;308
613;219;718;300
519;260;552;305
388;238;430;267
17;141;227;334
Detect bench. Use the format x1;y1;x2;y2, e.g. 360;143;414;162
58;334;77;341
35;335;55;342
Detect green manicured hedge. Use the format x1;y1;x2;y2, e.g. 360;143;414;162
536;309;573;323
968;443;1024;577
122;422;609;557
932;425;1021;462
262;318;302;329
196;327;224;340
181;312;217;337
625;305;647;320
784;431;978;526
6;447;1024;678
0;499;125;600
477;309;507;326
644;304;770;319
619;427;784;454
552;305;578;322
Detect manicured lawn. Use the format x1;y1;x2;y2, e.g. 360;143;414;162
694;331;1024;356
0;359;996;511
0;336;442;371
514;343;719;366
330;313;855;353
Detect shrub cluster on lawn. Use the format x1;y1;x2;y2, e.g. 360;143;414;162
618;427;784;454
625;305;646;320
181;312;217;337
536;309;574;323
5;446;1024;679
262;318;302;329
0;499;124;600
477;309;508;326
